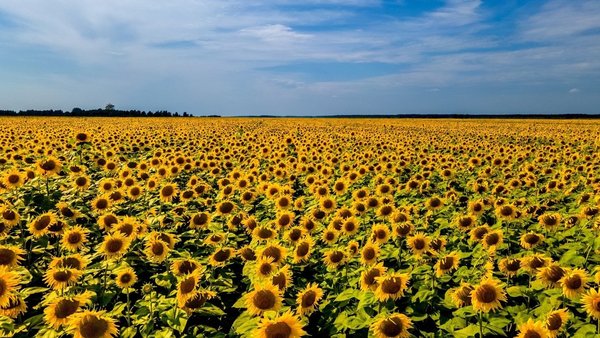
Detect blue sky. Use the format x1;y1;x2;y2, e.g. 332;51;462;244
0;0;599;115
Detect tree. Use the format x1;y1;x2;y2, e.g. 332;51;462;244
105;103;115;111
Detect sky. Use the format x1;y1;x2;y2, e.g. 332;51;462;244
0;0;599;115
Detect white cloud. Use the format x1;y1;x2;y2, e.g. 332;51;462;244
569;88;580;93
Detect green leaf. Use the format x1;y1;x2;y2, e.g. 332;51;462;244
453;324;481;338
334;288;359;302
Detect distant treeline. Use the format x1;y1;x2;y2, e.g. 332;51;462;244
0;108;193;117
246;113;600;119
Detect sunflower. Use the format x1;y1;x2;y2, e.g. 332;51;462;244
56;202;80;220
347;240;359;256
254;310;306;338
471;278;506;313
68;310;118;338
159;183;178;203
245;283;283;316
215;200;236;216
145;239;170;263
171;258;202;276
74;131;91;143
112;217;139;238
36;156;62;176
434;252;460;277
3;170;25;189
91;195;112;214
0;267;20;307
341;217;360;236
28;212;57;237
360;242;380;266
73;175;90;191
539;213;561;230
361;264;387;291
115;267;137;289
44;267;81;290
177;273;200;306
321;227;339;245
127;185;143;200
323;250;346;270
407;233;430;256
371;224;391;244
582;288;600;319
521;254;551;274
425;196;443;211
190;212;211;229
253;226;277;241
392;222;413;239
239;246;257;262
209;247;234;267
482;230;504;251
0;245;25;268
536;263;565;289
293;238;313;263
516;319;549;338
98;213;119;231
371;313;412;338
560;268;588;299
451;283;474;308
284;227;304;244
374;273;410;301
272;265;292;290
0;296;26;318
99;233;130;260
520;232;544;249
255;256;277;279
455;215;477;230
50;254;89;271
296;283;323;316
495;204;517;220
545;309;569;338
181;289;216;313
260;243;288;265
0;205;19;227
44;291;92;329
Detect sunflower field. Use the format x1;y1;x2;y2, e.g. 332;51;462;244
1;117;600;337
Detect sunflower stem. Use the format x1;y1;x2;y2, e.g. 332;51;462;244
126;288;132;326
101;259;109;300
478;312;484;338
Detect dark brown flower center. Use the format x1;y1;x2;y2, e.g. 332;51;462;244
253;290;276;310
79;314;109;338
213;249;231;262
301;290;317;307
475;284;498;303
0;249;15;265
54;299;79;319
106;239;123;253
264;322;291;338
546;313;563;331
380;317;403;337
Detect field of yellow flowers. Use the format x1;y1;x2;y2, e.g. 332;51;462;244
1;117;600;337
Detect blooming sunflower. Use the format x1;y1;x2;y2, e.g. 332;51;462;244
361;263;387;291
272;265;292;290
245;283;283;316
260;243;288;265
434;252;460;277
68;310;118;338
99;233;130;260
471;278;506;313
145;239;170;263
209;247;234;267
0;267;20;307
407;233;430;256
0;296;26;318
44;267;81;290
360;242;380;266
323;250;346;270
536;264;565;289
253;310;306;338
516;319;549;338
171;258;202;276
292;238;313;263
3;170;25;189
255;256;277;280
61;226;89;252
545;309;569;338
0;245;25;268
44;291;92;329
560;268;588;299
374;272;410;301
296;283;323;316
582;288;600;319
371;224;391;244
28;212;57;237
451;283;474;308
520;232;545;249
371;313;412;338
115;266;137;289
36;156;62;176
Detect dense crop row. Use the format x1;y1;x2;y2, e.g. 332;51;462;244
0;117;599;337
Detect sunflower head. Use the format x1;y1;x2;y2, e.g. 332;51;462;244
471;278;507;313
516;319;549;338
67;310;118;338
371;313;412;338
253;310;306;338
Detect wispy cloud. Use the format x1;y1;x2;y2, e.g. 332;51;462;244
0;0;598;114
